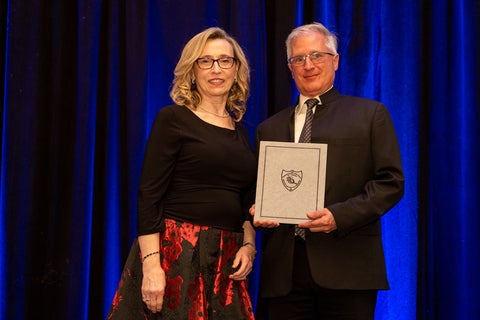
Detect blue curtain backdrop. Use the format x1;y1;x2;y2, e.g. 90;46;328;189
1;0;479;319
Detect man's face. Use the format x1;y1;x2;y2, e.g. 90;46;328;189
288;32;339;98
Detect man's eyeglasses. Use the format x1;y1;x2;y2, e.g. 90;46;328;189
196;57;236;69
287;51;335;66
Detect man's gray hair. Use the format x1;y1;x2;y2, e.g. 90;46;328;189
286;22;338;58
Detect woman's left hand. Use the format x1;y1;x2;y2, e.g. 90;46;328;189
229;244;256;280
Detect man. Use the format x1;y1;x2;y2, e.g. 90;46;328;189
252;22;404;319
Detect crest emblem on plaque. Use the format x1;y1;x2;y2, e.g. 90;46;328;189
281;169;303;192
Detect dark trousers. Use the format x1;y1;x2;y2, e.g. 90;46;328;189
264;238;378;320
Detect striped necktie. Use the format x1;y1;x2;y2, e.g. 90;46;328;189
298;98;319;143
295;98;319;239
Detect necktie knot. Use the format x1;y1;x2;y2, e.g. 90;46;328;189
305;98;319;110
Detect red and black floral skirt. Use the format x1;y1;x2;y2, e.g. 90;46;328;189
107;218;255;319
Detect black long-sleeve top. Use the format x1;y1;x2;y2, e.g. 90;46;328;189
137;104;257;235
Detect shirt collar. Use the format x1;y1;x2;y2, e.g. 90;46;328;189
295;85;334;112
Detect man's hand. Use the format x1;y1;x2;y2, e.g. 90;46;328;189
297;208;337;233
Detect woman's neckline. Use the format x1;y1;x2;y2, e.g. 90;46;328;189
184;105;236;131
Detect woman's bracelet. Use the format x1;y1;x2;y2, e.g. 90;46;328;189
141;250;160;263
242;242;256;254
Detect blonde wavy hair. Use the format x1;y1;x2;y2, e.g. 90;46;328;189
170;27;250;122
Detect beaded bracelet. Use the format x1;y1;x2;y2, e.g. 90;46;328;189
141;250;160;263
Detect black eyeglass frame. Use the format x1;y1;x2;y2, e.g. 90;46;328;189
195;56;237;69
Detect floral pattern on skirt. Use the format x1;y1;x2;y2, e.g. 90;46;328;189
107;218;255;319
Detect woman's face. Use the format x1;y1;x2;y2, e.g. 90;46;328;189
193;39;237;103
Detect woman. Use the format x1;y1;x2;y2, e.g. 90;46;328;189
107;27;257;319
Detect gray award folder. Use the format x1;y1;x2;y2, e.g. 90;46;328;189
254;141;327;224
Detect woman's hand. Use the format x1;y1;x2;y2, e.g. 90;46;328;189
249;204;280;228
229;244;256;280
141;256;166;313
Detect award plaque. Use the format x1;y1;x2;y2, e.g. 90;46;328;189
254;141;327;224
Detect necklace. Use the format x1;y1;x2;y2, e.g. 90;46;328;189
198;106;230;118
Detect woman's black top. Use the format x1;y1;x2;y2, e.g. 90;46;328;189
137;105;257;235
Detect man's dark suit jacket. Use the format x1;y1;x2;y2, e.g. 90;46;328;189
255;87;404;297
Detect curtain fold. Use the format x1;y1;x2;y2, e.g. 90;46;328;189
1;0;479;319
423;0;480;319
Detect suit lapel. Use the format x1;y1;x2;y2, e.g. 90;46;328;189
288;107;296;142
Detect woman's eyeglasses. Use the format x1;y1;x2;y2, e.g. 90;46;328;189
196;57;236;69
